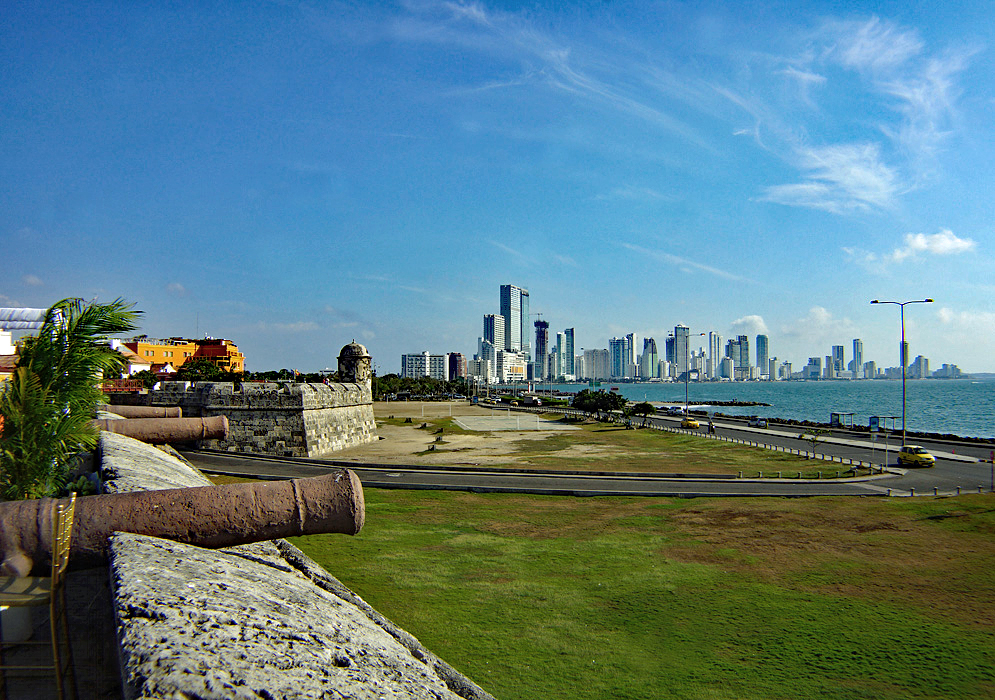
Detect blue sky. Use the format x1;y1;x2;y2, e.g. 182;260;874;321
2;1;993;373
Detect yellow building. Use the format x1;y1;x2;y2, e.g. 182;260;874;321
124;337;245;373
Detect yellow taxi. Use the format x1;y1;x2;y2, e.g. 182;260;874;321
897;445;935;467
681;417;700;429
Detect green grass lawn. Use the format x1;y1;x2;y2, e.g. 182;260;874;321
287;489;995;700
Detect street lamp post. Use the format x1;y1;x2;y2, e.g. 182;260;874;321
670;329;707;417
870;298;933;446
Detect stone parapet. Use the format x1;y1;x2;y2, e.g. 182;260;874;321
100;432;495;700
148;381;377;457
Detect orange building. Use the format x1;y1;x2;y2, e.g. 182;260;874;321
123;337;245;373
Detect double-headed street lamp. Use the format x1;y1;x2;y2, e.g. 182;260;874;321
670;328;707;416
870;298;933;446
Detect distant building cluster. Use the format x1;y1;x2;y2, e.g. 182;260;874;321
397;284;965;384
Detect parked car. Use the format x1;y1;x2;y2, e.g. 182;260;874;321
747;418;769;428
681;417;700;429
667;406;685;416
897;445;936;467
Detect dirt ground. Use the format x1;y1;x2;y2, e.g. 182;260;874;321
329;401;575;466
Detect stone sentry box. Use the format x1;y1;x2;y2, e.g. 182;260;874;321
149;342;377;458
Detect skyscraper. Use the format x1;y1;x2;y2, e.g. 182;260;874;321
756;334;769;380
675;325;690;378
499;284;529;358
736;335;750;380
563;328;575;376
832;345;845;375
852;339;864;379
609;337;626;378
624;332;637;375
483;314;505;350
534;319;549;380
708;332;722;379
640;337;658;379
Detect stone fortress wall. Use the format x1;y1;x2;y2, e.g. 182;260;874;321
145;342;378;458
98;431;494;699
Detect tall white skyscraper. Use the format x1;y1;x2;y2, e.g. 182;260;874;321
708;332;722;379
675;325;690;377
499;284;529;359
852;338;864;379
756;335;769;380
483;314;505;351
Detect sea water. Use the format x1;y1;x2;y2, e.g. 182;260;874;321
538;378;995;439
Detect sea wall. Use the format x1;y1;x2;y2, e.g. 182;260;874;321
147;381;377;457
99;430;494;700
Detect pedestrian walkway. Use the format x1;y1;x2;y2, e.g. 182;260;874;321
453;414;580;431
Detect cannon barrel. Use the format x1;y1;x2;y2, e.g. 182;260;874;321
0;470;364;576
98;404;183;419
91;415;228;443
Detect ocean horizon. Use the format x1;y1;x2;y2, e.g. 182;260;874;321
527;377;995;439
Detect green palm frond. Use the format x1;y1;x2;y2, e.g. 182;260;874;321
1;297;141;499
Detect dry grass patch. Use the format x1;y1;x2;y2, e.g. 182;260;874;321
665;496;995;628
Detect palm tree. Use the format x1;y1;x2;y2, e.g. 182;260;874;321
0;298;141;499
632;401;656;427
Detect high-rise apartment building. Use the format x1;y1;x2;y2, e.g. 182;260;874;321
499;284;529;359
401;352;449;380
736;335;750;380
564;328;575;377
448;353;466;380
584;348;611;380
852;339;864;379
483;314;505;351
533;319;549;380
674;325;690;378
609;337;627;378
640;337;658;379
831;345;845;375
756;334;769;380
708;332;722;379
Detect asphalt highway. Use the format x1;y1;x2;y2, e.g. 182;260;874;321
181;431;994;498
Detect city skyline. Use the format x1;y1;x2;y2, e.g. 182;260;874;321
397;283;963;382
2;2;993;373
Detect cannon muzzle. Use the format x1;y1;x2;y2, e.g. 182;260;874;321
90;415;228;443
98;404;182;419
0;470;364;576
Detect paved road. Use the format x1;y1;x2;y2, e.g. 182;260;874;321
181;450;906;498
180;408;995;498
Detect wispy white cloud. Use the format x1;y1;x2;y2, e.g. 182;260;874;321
845;228;976;269
22;275;43;287
388;0;710;148
166;282;186;296
825;17;924;74
761;142;899;213
622;243;753;283
757;17;973;214
489;239;531;264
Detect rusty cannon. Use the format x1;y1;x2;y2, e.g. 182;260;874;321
97;404;183;419
90;415;228;443
0;470;364;577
